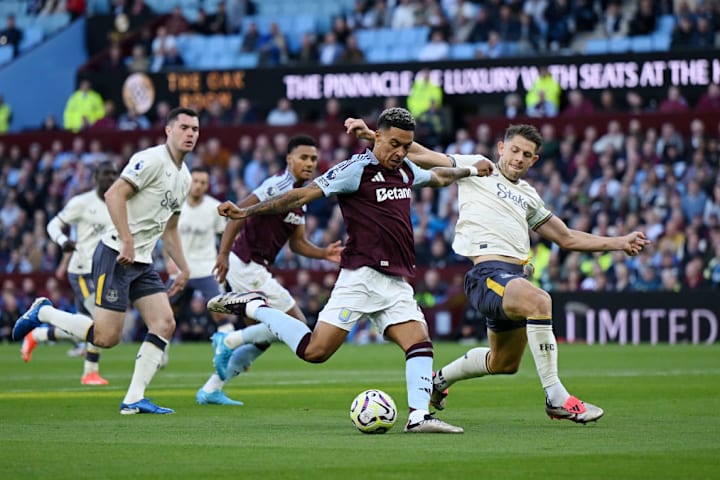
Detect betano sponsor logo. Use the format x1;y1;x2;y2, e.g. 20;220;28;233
376;187;412;202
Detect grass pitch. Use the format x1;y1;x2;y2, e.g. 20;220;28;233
1;340;718;480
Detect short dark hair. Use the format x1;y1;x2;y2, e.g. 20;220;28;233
167;107;199;125
505;124;543;153
287;134;316;154
191;166;210;175
377;107;415;132
94;160;118;175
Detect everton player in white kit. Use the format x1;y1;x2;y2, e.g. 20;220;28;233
14;107;199;414
196;134;343;406
20;161;118;386
209;108;490;433
347;119;650;424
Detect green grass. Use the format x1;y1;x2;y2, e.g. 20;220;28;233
1;341;719;480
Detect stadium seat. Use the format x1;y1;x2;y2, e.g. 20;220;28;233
365;46;391;64
652;32;672;50
0;45;14;66
584;38;609;54
608;37;631;53
450;43;476;60
631;35;654;52
657;15;675;34
20;26;43;52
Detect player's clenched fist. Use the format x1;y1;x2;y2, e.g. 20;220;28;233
217;201;247;220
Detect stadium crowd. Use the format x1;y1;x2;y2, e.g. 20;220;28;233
2;0;720;342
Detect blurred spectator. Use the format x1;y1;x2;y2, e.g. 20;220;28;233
0;94;11;133
525;65;561;115
117;105;151;130
90;100;119;131
599;2;626;38
671;15;696;50
418;30;450;61
469;8;496;43
476;30;506;58
40;114;60;131
293;33;319;65
208;0;231;35
266;98;299;126
62;79;105;132
407;69;443;118
202;99;230;127
526;90;558;117
337;34;366;64
504;93;522;119
164;6;190;36
318;32;344;65
231;97;258;125
658;86;689;113
258;22;289;66
416;99;448;148
598;89;618;114
415;269;448;308
101;43;127;74
629;0;657;36
189;8;213;35
572;0;598;33
694;17;715;49
495;4;522;41
392;0;418;29
241;21;260;52
226;0;256;33
0;14;23;58
331;16;352;46
127;44;150;72
363;0;392;28
562;89;595;117
695;83;720;112
544;0;573;49
150;25;177;72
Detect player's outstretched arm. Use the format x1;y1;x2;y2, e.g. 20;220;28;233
536;215;651;256
218;183;325;220
214;193;260;283
426;159;493;188
289;225;344;263
344;116;454;169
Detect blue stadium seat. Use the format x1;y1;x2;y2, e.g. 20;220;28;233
0;45;14;66
233;52;260;69
450;43;476;60
365;46;391;64
608;37;631;53
631;35;654;52
657;15;675;34
584;38;609;54
20;26;43;52
354;29;377;51
652;32;671;50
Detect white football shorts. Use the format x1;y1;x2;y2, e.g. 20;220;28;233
318;266;426;334
226;252;296;313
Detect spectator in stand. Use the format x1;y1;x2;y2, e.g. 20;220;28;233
476;30;505;59
696;83;720;112
625;90;648;114
629;0;657;36
658;86;689;113
418;30;450;62
331;16;352;46
599;2;626;38
694;17;715;49
526;66;561;116
208;1;230;35
597;89;618;114
469;7;496;43
561;90;595;117
101;43;127;74
318;31;344;66
202;99;230;127
544;0;573;49
127;44;150;72
495;4;522;41
63;79;105;133
572;0;598;33
266;98;299;126
164;5;190;36
363;0;393;28
240;21;260;52
0;94;11;133
504;93;522;119
258;22;289;66
150;25;177;72
407;69;443;119
189;8;213;35
293;33;319;65
0;14;23;58
671;15;696;50
117;105;151;131
391;0;418;29
526;90;558;118
337;34;366;64
231;97;258;125
91;100;119;131
517;12;542;54
226;0;256;33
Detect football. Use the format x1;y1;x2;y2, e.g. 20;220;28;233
349;389;398;434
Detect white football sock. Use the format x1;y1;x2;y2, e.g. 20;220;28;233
38;306;93;340
201;374;226;393
435;347;491;391
122;337;167;404
83;344;101;375
406;354;433;412
253;306;310;353
526;322;569;406
224;323;277;349
226;344;264;378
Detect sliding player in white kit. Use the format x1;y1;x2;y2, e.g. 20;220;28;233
20;161;118;385
346;119;650;424
14;107;199;414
